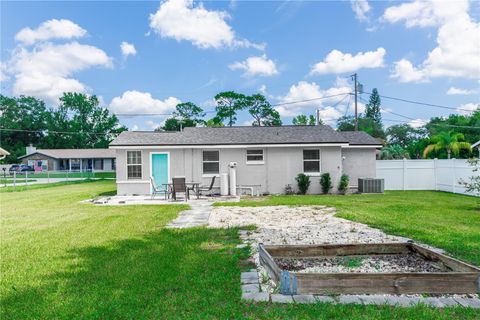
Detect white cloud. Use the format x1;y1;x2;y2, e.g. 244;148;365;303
351;0;371;21
109;90;180;115
131;124;140;131
120;42;137;57
6;42;112;103
447;87;477;95
391;59;427;83
385;0;480;82
457;103;479;116
229;55;278;77
310;48;386;75
145;120;161;130
149;0;263;50
409;118;427;128
0;62;8;82
15;19;87;45
276;80;352;125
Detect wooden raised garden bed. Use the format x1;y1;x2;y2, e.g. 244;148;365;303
259;242;480;295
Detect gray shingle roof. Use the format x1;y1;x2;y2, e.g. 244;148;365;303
110;126;382;147
18;149;116;159
338;131;383;145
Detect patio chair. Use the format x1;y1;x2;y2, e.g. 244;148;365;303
198;176;216;197
150;177;168;200
172;177;189;201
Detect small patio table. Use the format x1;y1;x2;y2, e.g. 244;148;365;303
162;182;200;200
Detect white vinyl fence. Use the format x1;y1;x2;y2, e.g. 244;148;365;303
376;159;478;196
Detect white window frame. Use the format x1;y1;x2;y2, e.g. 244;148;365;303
303;149;321;176
202;150;220;176
126;150;142;180
246;149;264;165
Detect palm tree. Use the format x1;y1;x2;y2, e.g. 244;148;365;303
379;145;410;160
423;132;471;159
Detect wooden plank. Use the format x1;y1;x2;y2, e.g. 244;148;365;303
295;272;480;295
411;244;480;273
258;243;281;283
264;243;411;258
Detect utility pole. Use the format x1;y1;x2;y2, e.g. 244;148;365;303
352;73;358;131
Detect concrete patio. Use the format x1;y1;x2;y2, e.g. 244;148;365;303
89;194;240;206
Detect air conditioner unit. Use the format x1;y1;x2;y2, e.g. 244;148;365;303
358;178;384;193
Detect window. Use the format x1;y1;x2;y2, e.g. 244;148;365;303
94;159;104;170
112;158;116;170
246;149;264;163
303;149;320;173
127;151;142;179
203;151;219;174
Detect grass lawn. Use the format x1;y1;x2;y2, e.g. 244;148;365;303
215;191;480;266
0;179;104;193
30;171;115;179
0;179;36;183
1;182;477;319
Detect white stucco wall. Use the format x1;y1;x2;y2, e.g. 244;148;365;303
341;148;377;187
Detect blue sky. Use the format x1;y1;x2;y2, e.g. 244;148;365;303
1;0;479;130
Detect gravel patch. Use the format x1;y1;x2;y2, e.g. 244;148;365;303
275;253;443;273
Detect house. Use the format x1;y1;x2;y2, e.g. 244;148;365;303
18;145;116;172
109;125;382;196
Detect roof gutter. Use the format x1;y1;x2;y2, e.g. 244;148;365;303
109;143;350;149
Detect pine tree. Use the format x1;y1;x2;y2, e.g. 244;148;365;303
365;88;382;125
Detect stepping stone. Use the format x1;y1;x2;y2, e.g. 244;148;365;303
242;292;269;302
315;296;336;303
337;295;362;304
454;297;480;308
271;294;294;303
241;271;259;284
241;284;259;294
293;295;316;304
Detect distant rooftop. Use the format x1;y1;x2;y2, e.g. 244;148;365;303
110;125;382;147
19;148;116;159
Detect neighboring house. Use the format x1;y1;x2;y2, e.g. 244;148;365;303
472;140;480;157
110;125;382;196
0;147;10;160
18;145;116;172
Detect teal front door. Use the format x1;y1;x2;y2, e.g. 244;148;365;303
151;153;169;191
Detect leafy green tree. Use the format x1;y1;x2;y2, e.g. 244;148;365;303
337;115;386;140
159;102;206;132
426;110;480;145
0;95;48;162
174;102;205;125
292;114;318;125
43;93;127;149
246;94;281;126
214;91;248;126
205;117;224;127
365;88;382;125
379;144;410;160
407;138;431;159
386;124;426;148
423;132;471;159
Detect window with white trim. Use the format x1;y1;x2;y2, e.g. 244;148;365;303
303;149;320;173
203;150;219;174
246;149;264;163
127;151;142;179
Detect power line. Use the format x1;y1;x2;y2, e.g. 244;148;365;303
362;91;475;112
114;92;352;117
0;128;120;136
382;119;480;129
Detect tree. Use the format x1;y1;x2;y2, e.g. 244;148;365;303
0;95;48;162
459;158;480;204
292;114;318;125
174;102;205;125
246;94;282;126
386;124;426;148
426;110;480;146
43;93;127;149
205;117;224;127
214;91;248;126
406;138;431;159
378;145;410;160
158;102;206;132
336;115;386;140
423;132;471;159
365;88;382;125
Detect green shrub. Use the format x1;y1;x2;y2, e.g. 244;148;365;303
295;173;310;195
338;174;349;194
320;172;332;194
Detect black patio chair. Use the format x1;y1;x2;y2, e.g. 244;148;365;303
172;177;189;201
198;176;216;196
